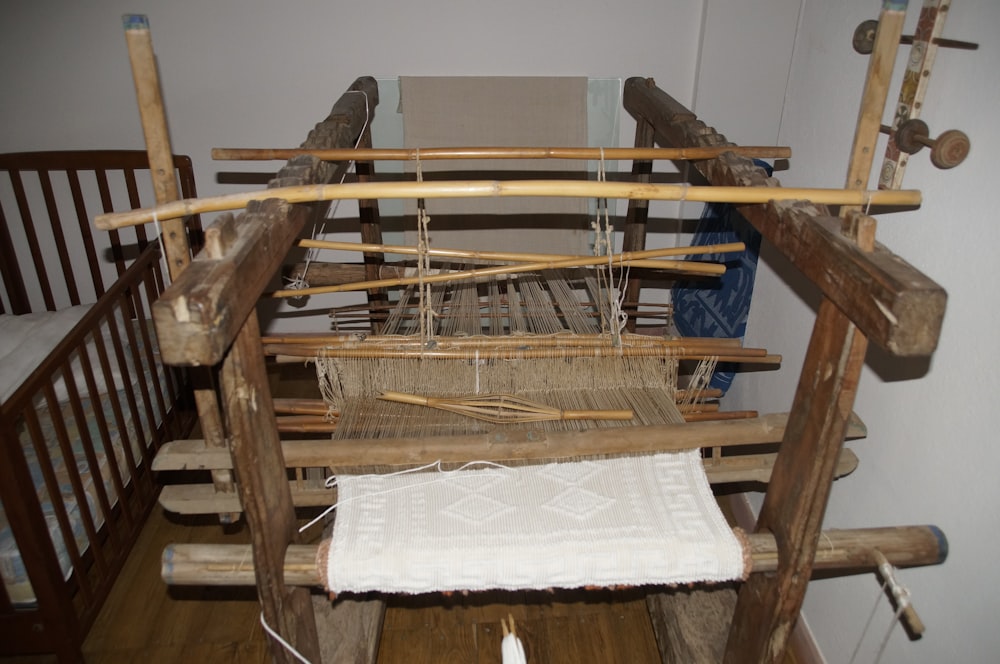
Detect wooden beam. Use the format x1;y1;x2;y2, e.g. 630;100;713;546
151;77;378;367
154;411;866;472
622;76;945;357
622;117;655;332
160;525;947;586
220;311;319;663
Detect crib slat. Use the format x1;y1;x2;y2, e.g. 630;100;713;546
66;168;106;298
38;169;81;306
56;363;111;581
9;170;56;311
22;394;94;605
0;199;30;314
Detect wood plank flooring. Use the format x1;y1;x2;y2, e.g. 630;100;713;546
2;364;805;663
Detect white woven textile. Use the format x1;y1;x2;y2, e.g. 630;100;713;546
325;451;745;594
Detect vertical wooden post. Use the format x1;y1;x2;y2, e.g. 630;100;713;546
723;3;907;661
122;14;234;525
220;301;320;664
622;117;655;331
122;14;190;278
355;127;387;334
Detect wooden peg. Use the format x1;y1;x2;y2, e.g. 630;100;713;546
853;19;979;55
880;120;970;169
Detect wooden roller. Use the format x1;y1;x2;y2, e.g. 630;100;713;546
161;525;948;587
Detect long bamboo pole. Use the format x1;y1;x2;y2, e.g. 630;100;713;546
259;333;746;348
263;344;781;364
270;245;728;298
161;525;947;586
94;179;921;230
297;238;745;273
212;145;792;162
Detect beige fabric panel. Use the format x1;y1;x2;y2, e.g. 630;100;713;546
400;76;590;254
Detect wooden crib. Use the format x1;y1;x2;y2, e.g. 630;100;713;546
0;150;201;661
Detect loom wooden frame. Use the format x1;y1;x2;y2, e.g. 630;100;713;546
0;150;201;662
148;63;949;662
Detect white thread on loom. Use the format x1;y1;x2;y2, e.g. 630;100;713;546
298;459;511;534
152;210;172;286
848;561;913;664
260;612;313;664
286;89;371;299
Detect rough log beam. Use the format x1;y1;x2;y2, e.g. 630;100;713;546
622;76;946;357
161;525;948;587
153;77;378;367
154;411;867;472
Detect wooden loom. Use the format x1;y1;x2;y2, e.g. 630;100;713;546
104;6;953;660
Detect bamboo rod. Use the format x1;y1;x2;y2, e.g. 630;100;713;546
212;145;793;162
297;238;744;274
271;246;726;298
94;180;921;230
263;344;780;364
160;525;947;586
379;391;635;424
272;398;333;416
260;332;744;349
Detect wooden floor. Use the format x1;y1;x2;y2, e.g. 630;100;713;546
3;364;804;663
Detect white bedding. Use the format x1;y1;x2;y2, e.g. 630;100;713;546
0;305;129;404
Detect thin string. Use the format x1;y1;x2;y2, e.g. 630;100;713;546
848;579;889;664
260;612;313;664
285;89;371;298
152;210;172;286
848;559;913;664
298;459;511;534
415;148;436;344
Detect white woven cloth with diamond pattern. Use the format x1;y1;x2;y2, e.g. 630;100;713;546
324;451;745;594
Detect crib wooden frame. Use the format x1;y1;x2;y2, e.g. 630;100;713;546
0;150;201;661
146;62;948;661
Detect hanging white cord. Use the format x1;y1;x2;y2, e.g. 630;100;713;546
298;459;510;534
260;612;313;664
152;210;172;286
285;89;371;297
848;559;913;664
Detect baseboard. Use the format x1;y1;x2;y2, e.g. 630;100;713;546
726;494;827;664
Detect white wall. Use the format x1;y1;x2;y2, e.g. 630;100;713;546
727;1;1000;662
0;0;705;330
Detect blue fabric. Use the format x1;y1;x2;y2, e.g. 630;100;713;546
671;160;772;393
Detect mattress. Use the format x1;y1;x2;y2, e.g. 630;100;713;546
0;306;162;606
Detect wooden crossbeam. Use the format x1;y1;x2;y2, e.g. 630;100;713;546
160;525;948;586
622;76;946;357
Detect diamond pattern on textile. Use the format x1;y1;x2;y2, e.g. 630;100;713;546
442;493;513;524
542;486;615;520
538;459;602;485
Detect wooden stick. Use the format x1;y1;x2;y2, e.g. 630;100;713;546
297;238;745;269
272;398;333;416
160;525;947;586
212;145;793;162
122;14;190;278
94;179;922;230
378;391;635;424
265;345;781;365
260;333;745;349
153;412;867;475
271;245;727;297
